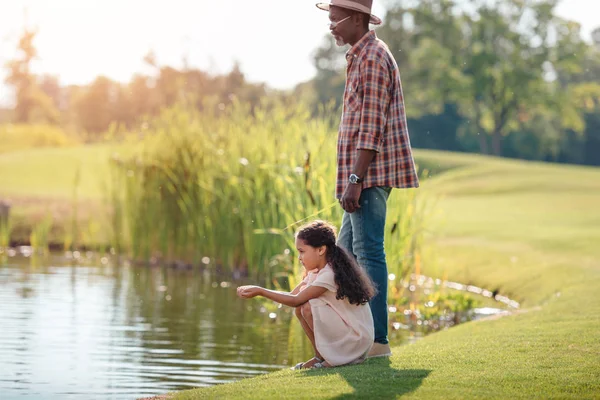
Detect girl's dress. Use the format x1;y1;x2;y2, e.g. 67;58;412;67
302;264;374;366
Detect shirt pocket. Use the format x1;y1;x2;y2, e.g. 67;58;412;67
343;78;362;113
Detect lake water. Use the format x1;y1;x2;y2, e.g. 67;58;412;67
1;253;315;399
0;252;414;400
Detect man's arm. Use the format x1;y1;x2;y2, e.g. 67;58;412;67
341;149;376;213
341;58;391;213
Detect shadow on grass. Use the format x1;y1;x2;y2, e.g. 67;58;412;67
314;358;431;399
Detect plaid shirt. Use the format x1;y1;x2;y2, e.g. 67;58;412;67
336;30;419;198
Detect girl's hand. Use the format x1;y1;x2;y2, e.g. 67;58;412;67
237;285;263;299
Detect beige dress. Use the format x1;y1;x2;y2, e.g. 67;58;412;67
302;264;374;366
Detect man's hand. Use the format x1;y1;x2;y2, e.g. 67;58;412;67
340;184;362;213
237;285;263;299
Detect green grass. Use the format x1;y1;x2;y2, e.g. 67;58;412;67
0;143;126;199
170;150;600;399
0;123;80;154
0;143;131;245
419;150;600;305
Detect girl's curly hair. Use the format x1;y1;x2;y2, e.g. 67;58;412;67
296;220;376;305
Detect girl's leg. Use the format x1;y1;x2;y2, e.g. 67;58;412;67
300;303;323;359
294;303;323;368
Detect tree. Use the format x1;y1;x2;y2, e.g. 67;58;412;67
378;0;589;157
311;35;347;115
73;76;117;133
555;41;600;165
38;74;62;110
127;74;159;120
4;28;59;123
593;27;600;50
379;0;467;117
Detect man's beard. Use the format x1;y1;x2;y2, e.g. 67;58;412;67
333;34;346;46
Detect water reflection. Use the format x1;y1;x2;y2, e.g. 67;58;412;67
0;255;321;400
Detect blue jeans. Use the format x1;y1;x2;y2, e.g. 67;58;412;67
337;186;391;345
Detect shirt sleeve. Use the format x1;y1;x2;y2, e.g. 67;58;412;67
309;267;337;292
298;276;309;289
357;58;391;153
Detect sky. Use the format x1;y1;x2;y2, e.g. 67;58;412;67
0;0;598;106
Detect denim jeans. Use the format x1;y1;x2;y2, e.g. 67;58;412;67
337;186;391;344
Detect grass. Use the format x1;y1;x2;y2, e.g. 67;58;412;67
0;143;124;199
0;123;80;154
0;143;129;246
420;150;600;306
169;150;600;399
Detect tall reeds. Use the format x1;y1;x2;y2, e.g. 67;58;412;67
108;99;432;288
30;214;53;256
386;178;439;299
0;204;11;256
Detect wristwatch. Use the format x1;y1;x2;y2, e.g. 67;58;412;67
348;174;363;184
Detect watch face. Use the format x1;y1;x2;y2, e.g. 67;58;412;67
349;174;358;184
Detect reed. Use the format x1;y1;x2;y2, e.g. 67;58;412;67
30;214;53;256
0;208;11;251
386;175;440;300
62;164;82;252
108;99;432;288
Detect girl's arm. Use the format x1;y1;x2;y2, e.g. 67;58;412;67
290;280;307;296
237;284;326;307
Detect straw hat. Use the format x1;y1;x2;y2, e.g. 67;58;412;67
316;0;382;25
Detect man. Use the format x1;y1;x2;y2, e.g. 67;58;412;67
315;0;419;358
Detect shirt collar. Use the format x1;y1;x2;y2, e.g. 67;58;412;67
346;30;377;63
308;264;331;274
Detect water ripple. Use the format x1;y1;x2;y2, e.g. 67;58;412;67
0;259;304;400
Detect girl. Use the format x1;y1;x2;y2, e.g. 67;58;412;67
237;220;376;369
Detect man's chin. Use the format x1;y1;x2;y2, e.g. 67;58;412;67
334;37;346;46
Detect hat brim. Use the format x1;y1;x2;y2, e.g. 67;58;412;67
316;3;382;25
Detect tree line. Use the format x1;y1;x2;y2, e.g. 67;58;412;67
3;29;269;134
308;0;600;165
3;0;600;166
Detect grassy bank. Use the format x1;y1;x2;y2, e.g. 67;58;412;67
0;123;80;154
0;143;129;247
171;152;600;399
